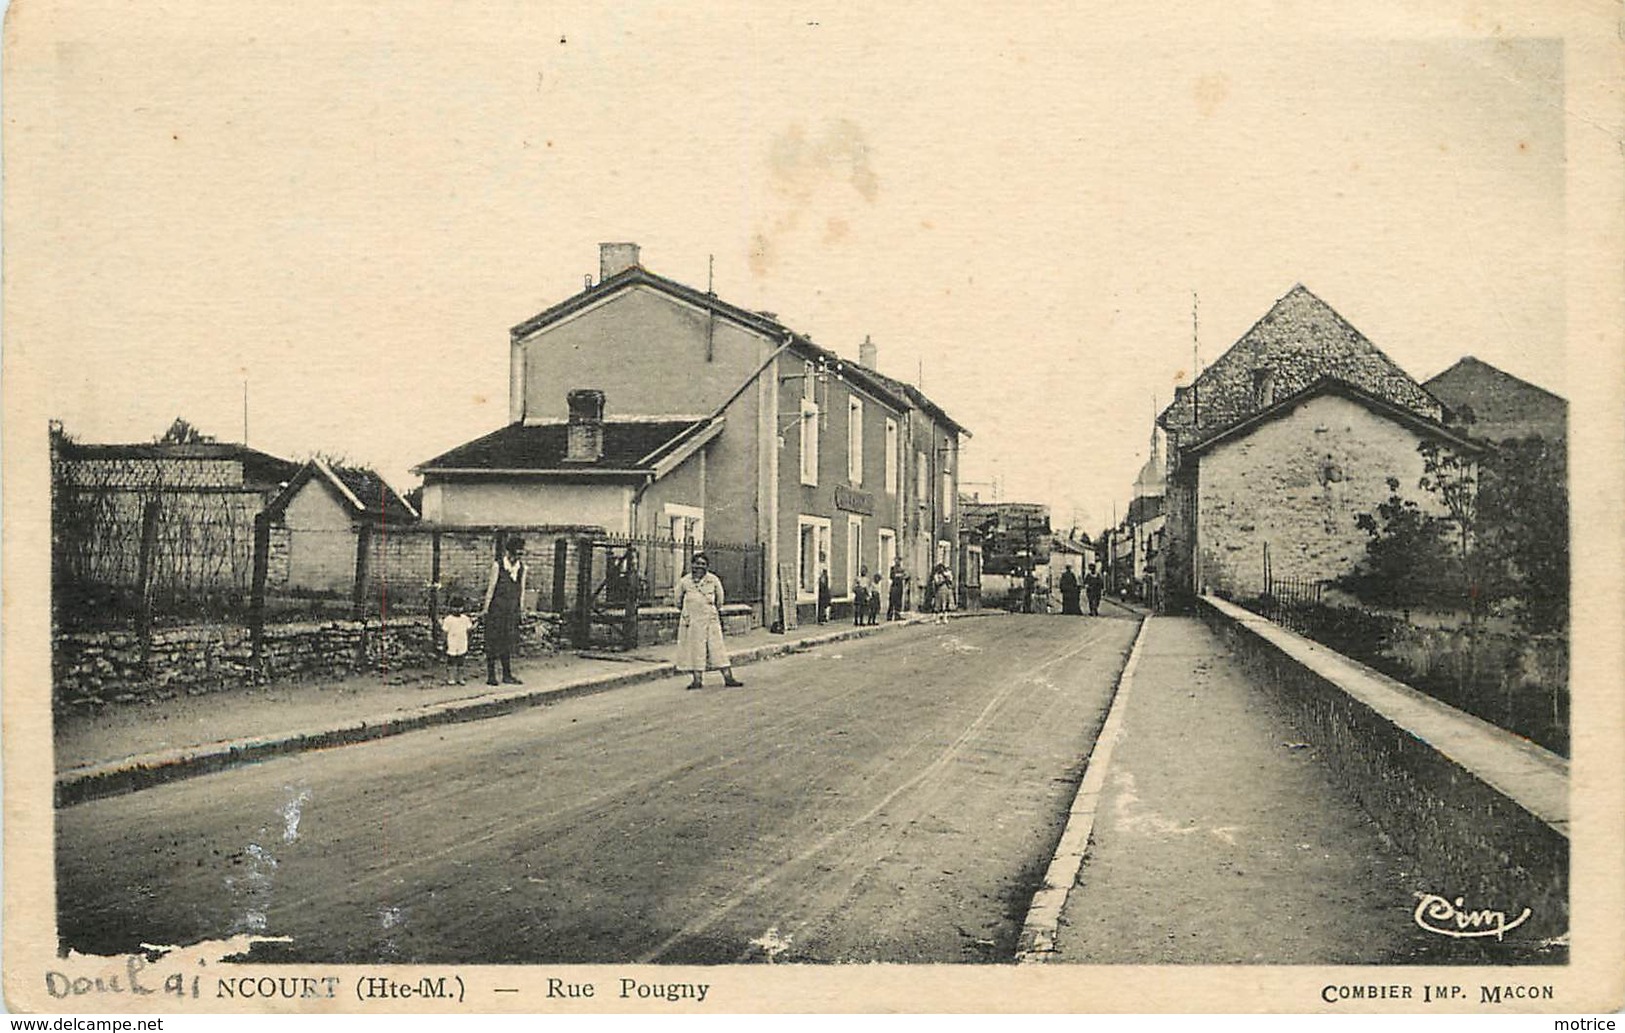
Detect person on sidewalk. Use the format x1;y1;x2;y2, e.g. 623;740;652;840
930;562;954;625
887;558;908;621
1083;563;1104;617
482;537;528;686
675;552;743;690
867;570;884;625
440;595;474;685
852;566;870;627
817;569;832;624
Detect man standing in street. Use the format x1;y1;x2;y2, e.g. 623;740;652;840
887;558;908;621
1083;563;1105;617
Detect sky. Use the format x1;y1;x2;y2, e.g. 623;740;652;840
8;4;1574;535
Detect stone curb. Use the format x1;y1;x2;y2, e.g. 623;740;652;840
1015;613;1152;963
55;613;979;808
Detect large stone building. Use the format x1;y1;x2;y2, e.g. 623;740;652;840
416;243;967;623
1155;285;1475;608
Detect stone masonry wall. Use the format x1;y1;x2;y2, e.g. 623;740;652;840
1197;393;1445;598
1199;598;1567;941
53;613;567;712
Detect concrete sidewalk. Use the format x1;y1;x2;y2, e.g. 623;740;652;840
55;613;957;806
1030;615;1457;965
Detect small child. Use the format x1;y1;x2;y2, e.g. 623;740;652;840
440;595;474;685
852;567;870;627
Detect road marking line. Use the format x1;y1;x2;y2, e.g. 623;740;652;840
1016;613;1152;963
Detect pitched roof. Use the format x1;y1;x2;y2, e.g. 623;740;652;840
55;441;301;489
1183;376;1484;458
414;418;721;479
1424;355;1567;411
846;361;971;437
267;460;420;523
509;263;967;434
1159;284;1443;436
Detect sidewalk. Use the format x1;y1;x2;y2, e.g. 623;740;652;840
1036;615;1448;965
55;613;952;806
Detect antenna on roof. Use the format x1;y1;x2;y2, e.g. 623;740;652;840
705;254;717;362
242;376;249;446
1191;290;1201;429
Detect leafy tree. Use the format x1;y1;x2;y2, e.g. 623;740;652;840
157;418;215;445
1478;437;1568;634
1347;435;1569;633
1342;477;1459;612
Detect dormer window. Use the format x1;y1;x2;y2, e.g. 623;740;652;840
1252;368;1277;408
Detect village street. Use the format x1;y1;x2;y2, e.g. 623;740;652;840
57;612;1139;964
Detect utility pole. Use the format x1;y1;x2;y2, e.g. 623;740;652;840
1191;291;1201;430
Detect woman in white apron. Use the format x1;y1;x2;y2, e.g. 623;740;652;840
674;552;744;690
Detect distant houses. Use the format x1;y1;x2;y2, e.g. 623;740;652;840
415;243;968;624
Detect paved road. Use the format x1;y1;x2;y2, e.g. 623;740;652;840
58;612;1140;964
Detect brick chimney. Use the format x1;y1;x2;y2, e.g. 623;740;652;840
565;389;606;462
859;334;878;370
599;242;641;281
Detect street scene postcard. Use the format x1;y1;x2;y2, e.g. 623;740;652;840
4;0;1623;1019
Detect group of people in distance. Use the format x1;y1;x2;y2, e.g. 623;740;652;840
817;558;954;626
1058;563;1106;616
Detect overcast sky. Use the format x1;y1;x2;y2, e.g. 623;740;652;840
13;4;1570;533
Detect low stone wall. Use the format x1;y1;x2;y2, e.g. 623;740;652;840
626;604;759;645
1197;595;1569;941
53;613;567;711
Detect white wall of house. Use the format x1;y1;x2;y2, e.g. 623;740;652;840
1196;392;1451;597
282;482;357;595
422;480;632;532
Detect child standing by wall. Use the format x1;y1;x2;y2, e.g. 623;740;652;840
440;595;474;685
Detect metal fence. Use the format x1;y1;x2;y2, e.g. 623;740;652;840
1256;573;1328;635
599;534;766;608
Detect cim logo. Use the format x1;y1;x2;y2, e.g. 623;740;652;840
1412;892;1532;940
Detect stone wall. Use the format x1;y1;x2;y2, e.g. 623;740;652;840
1198;596;1568;941
1195;393;1445;598
53;613;567;712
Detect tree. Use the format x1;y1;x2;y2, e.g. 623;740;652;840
157;418;215;445
1477;437;1568;634
1342;477;1459;612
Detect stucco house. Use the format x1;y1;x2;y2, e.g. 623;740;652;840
415;243;968;623
264;459;419;596
1156;285;1472;608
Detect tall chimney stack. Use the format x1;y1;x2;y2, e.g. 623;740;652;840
565;389;606;463
859;334;878;370
599;242;641;281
